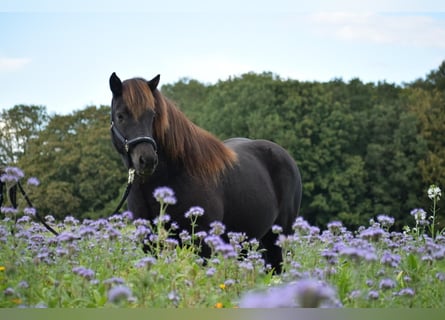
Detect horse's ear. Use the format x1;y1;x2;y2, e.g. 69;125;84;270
148;74;160;92
109;72;123;96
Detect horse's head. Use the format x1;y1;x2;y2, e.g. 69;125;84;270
109;72;160;176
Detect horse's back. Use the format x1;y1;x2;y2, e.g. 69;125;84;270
223;138;302;235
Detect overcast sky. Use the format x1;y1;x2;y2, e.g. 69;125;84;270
1;0;445;114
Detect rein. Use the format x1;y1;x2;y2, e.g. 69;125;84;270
0;179;60;236
0;169;136;237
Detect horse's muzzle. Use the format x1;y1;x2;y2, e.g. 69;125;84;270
131;145;158;176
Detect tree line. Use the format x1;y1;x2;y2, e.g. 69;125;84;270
1;62;444;229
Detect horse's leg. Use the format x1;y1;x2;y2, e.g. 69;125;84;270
261;229;283;274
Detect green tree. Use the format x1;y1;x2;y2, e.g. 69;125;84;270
0;105;49;165
161;78;209;123
18;106;124;220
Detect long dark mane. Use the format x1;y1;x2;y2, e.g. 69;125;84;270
122;78;237;182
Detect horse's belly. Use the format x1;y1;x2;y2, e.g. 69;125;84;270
222;166;278;238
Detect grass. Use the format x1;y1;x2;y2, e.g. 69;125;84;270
1;169;444;308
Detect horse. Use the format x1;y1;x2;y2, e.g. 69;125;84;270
109;72;302;272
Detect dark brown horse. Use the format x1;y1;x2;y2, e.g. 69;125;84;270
109;73;302;272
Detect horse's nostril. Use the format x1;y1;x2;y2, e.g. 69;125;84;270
138;154;157;171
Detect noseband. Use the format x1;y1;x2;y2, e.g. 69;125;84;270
110;120;157;167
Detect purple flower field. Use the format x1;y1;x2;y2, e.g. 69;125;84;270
0;167;444;308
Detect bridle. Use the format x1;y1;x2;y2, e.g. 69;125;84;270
109;114;158;215
110;120;157;168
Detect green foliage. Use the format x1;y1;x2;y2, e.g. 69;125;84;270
164;70;439;228
0;105;49;165
15;106;124;220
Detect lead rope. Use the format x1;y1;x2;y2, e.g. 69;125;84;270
1;168;135;236
16;181;59;236
111;168;135;215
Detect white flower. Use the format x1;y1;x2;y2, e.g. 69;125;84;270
428;185;441;200
410;208;427;224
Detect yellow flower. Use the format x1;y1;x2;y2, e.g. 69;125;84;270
219;283;226;290
12;298;22;305
215;302;223;308
0;266;5;272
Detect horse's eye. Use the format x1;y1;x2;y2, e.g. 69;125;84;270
116;113;125;123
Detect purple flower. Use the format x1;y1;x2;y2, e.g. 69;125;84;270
16;215;31;224
57;232;79;243
204;235;224;250
23;207;36;216
78;226;96;237
27;177;40;186
195;231;207;239
64;216;79;226
179;230;191;243
380;251;401;268
1;207;18;215
134;225;151;241
106;227;121;240
165;238;179;248
368;290;379;300
1;166;24;182
215;243;237;259
55;247;68;257
327;221;344;235
167;290;180;306
271;225;283;234
3;287;15;296
224;279;236;287
153;214;171;225
239;279;339;308
365;279;374;287
348;290;361;300
239;261;254;271
206;267;216;277
432;248;445;261
153;186;177;205
377;215;395;228
133;218;150;227
107;285;133;304
339;246;377;262
122;211;133;221
184;206;204;219
379;278;396;290
321;249;338;265
292;217;311;235
103;277;125;285
410;208;428;224
360;227;385;241
209;221;226;236
72;266;95;280
134;256;157;269
397;288;415;297
435;272;445;281
228;232;247;245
